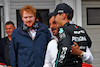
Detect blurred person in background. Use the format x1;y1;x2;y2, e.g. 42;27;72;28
0;21;15;67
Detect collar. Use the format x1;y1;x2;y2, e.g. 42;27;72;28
18;21;46;37
63;21;75;27
69;21;74;24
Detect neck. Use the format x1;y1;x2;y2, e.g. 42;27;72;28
8;35;12;41
30;27;33;31
56;34;59;39
62;19;71;26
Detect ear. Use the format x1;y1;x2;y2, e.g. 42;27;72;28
21;17;23;21
34;15;36;20
62;13;66;20
34;15;36;18
14;27;16;29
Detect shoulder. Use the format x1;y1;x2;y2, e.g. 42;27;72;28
13;28;19;33
64;23;85;31
0;37;8;41
0;37;8;45
12;28;20;37
37;21;51;35
13;27;23;35
47;39;58;49
48;39;57;44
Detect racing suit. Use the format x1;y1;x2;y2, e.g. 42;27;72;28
55;22;92;67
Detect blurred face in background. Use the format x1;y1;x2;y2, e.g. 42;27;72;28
5;24;15;37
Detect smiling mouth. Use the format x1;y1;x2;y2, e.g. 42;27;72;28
52;28;56;32
27;22;31;23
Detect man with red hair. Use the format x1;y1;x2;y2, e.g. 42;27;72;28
10;5;51;67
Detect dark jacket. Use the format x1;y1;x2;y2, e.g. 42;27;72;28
56;22;92;67
0;37;11;66
10;21;51;67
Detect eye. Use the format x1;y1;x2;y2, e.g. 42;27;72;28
53;21;56;24
24;17;27;19
6;28;8;30
29;16;33;18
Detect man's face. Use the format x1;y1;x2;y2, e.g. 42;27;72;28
49;16;59;36
22;11;36;27
5;24;15;36
54;14;62;28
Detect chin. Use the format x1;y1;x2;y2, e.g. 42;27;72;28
53;33;56;36
8;35;11;36
57;25;60;28
27;25;33;27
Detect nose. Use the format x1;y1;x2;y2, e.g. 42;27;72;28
27;17;31;21
50;24;53;29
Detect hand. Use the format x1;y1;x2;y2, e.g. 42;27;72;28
71;42;79;49
71;42;82;56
